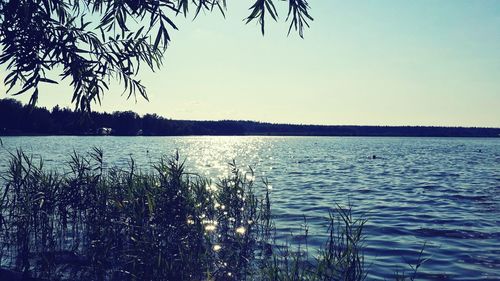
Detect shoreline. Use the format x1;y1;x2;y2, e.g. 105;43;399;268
1;133;499;138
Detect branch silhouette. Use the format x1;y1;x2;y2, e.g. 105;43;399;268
0;0;313;111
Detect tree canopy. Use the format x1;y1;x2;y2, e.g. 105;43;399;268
0;0;313;111
2;98;499;137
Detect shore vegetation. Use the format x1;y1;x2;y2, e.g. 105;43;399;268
0;149;425;280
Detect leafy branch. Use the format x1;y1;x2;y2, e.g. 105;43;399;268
0;0;313;111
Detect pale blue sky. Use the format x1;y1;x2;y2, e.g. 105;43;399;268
2;0;500;126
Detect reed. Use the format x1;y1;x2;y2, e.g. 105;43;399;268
0;149;422;280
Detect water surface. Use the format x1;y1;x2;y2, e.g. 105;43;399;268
0;136;498;280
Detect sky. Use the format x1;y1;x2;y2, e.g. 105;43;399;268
2;0;500;127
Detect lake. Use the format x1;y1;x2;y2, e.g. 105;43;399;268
0;136;498;280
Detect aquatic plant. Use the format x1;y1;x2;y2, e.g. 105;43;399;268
0;149;421;280
0;149;271;280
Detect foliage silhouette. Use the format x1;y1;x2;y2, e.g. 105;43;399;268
0;0;312;111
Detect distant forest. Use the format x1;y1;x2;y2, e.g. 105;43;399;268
1;99;499;137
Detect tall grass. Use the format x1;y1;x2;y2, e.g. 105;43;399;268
0;149;423;280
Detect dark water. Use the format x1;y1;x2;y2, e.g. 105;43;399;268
0;136;498;280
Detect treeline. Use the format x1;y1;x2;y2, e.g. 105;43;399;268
1;98;499;137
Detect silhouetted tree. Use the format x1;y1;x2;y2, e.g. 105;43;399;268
112;111;142;135
4;99;496;137
0;99;23;131
0;0;312;111
143;113;167;135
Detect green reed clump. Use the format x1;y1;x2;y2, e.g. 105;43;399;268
0;149;421;281
0;149;273;280
258;207;366;281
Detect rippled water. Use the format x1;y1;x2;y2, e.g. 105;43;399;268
0;136;498;280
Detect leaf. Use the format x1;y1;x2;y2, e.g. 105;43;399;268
39;78;59;84
265;0;278;21
134;26;145;39
14;85;34;96
29;88;39;107
153;23;164;50
161;13;178;30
